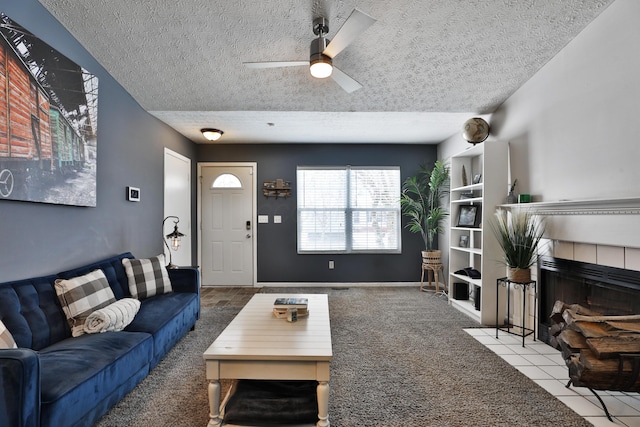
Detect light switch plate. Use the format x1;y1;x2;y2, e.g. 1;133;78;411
258;215;269;223
274;215;282;223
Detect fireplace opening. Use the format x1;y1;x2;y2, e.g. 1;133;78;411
537;255;640;344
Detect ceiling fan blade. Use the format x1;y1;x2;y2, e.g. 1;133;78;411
244;61;309;69
331;67;362;93
323;9;376;58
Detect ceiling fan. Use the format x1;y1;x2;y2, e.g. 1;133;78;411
244;9;376;93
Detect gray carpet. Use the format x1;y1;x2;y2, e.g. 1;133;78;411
95;287;592;426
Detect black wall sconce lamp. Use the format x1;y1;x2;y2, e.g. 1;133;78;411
163;216;185;268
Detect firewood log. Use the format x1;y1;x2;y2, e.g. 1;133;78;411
567;355;588;387
549;322;565;337
553;300;640;392
564;309;640;337
551;301;598;323
567;320;617;338
567;311;640;323
550;300;569;323
606;321;640;334
578;349;640;391
562;307;603;326
586;336;640;359
559;330;589;349
558;329;588;360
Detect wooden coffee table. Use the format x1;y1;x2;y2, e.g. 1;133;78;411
203;293;333;427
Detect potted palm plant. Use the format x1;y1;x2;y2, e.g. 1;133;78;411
400;160;450;265
491;208;545;283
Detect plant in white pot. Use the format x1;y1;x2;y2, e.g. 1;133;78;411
400;160;450;264
491;207;545;283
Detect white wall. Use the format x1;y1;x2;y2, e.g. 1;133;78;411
439;0;640;251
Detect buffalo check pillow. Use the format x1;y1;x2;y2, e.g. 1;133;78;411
55;269;117;337
122;254;172;300
0;320;17;349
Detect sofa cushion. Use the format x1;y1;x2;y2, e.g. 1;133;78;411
38;331;153;427
125;291;198;367
0;275;70;350
55;269;116;337
57;252;135;300
122;255;172;299
0;320;17;349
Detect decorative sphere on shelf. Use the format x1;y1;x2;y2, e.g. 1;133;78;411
462;118;490;144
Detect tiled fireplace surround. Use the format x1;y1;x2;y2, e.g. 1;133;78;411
517;239;640;332
483;199;640;426
509;198;640;333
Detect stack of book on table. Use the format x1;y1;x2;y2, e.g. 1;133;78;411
272;297;309;318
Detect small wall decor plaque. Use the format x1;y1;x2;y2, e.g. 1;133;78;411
263;179;292;198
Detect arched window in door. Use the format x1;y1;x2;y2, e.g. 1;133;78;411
212;173;242;188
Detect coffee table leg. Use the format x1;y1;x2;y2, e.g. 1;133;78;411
317;381;330;427
207;380;222;426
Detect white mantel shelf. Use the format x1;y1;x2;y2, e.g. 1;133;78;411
499;197;640;215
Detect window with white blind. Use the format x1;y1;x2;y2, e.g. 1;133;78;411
297;166;401;253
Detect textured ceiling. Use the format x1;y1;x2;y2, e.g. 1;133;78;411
37;0;614;144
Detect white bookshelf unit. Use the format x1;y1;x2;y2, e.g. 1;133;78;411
448;142;508;325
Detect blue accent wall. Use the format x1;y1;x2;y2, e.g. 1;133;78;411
0;0;197;281
197;143;438;282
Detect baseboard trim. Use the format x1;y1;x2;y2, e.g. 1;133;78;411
257;282;419;288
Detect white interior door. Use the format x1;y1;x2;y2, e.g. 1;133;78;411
164;148;191;267
199;164;255;286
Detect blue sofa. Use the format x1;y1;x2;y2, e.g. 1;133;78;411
0;252;200;427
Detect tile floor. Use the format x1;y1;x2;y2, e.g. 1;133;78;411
466;328;640;427
200;286;261;308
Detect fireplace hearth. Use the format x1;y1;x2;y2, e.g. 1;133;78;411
538;255;640;344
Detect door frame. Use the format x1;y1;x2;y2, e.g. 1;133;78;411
164;148;191;267
197;162;258;287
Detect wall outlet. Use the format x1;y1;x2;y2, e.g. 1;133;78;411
329;260;334;269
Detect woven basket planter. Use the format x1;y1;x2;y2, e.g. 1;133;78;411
507;267;531;283
422;250;442;266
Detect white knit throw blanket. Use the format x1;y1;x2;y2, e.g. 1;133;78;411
84;298;141;334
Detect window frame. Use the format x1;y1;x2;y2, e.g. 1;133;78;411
296;165;402;254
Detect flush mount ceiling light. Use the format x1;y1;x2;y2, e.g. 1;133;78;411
201;128;224;141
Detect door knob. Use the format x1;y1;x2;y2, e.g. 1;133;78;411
246;234;251;238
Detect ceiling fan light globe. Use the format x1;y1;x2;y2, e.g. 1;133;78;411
309;54;333;79
310;62;332;78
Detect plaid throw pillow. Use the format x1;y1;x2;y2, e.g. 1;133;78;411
55;269;116;337
0;320;17;349
122;254;172;300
